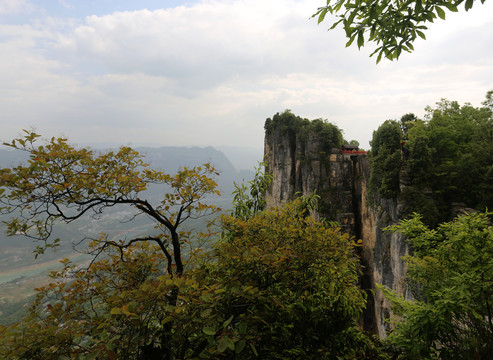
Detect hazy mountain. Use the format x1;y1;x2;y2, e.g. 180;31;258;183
216;145;263;171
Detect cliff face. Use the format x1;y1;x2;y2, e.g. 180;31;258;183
264;126;355;234
265;125;410;337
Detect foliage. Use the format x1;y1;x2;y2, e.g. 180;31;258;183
382;212;493;359
0;242;246;359
368;92;493;226
313;0;486;62
264;110;343;151
231;162;272;221
205;197;388;359
405;95;493;225
0;195;391;359
368;120;402;199
0;131;221;276
0;133;390;359
0;131;221;359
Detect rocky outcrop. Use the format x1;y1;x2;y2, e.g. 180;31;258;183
264;124;411;337
264;125;356;234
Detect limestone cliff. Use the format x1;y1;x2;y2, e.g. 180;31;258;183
264;120;410;337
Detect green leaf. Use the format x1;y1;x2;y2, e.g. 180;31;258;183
345;34;356;47
238;321;247;335
200;308;212;319
416;30;426;40
250;343;258;356
217;336;229;353
436;6;446;20
202;326;216;336
318;8;328;24
443;2;458;12
357;30;364;49
465;0;474;10
110;308;121;315
235;339;246;354
223;315;234;328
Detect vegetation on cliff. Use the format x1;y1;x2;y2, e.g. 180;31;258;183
264;110;343;152
369;91;493;226
383;211;493;359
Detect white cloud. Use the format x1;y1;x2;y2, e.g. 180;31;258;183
0;0;492;150
0;0;33;14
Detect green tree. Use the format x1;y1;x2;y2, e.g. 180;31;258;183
231;162;272;221
0;171;389;358
204;197;388;359
404;95;493;224
369;120;402;198
264;110;343;151
382;212;493;359
313;0;486;62
0;131;221;359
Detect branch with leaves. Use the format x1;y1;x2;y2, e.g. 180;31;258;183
313;0;485;62
0;130;221;277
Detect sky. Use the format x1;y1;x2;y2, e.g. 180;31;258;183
1;0;492;151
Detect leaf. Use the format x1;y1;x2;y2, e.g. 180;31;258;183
465;0;474;10
250;343;258;356
217;336;229;353
110;307;121;315
436;6;446;20
443;2;458;12
223;315;234;328
201;308;212;319
235;339;246;354
345;34;356;47
203;327;216;336
416;30;426;40
357;30;364;49
317;8;328;24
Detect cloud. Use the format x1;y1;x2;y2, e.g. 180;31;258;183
0;0;492;150
0;0;33;15
54;1;338;92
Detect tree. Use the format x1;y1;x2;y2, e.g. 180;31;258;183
404;95;493;225
382;212;493;359
202;197;388;359
231;162;272;221
313;0;486;62
368;120;402;198
0;131;221;358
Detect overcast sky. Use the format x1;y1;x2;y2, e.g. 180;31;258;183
1;0;492;151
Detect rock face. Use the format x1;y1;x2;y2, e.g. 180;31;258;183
265;125;410;337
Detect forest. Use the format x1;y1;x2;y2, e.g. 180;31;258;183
0;91;492;359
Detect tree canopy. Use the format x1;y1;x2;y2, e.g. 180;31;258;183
264;110;343;151
382;211;493;358
369;92;493;226
313;0;487;62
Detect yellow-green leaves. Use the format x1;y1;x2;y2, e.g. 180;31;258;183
0;131;221;279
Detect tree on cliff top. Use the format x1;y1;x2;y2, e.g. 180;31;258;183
264;110;343;151
313;0;486;62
